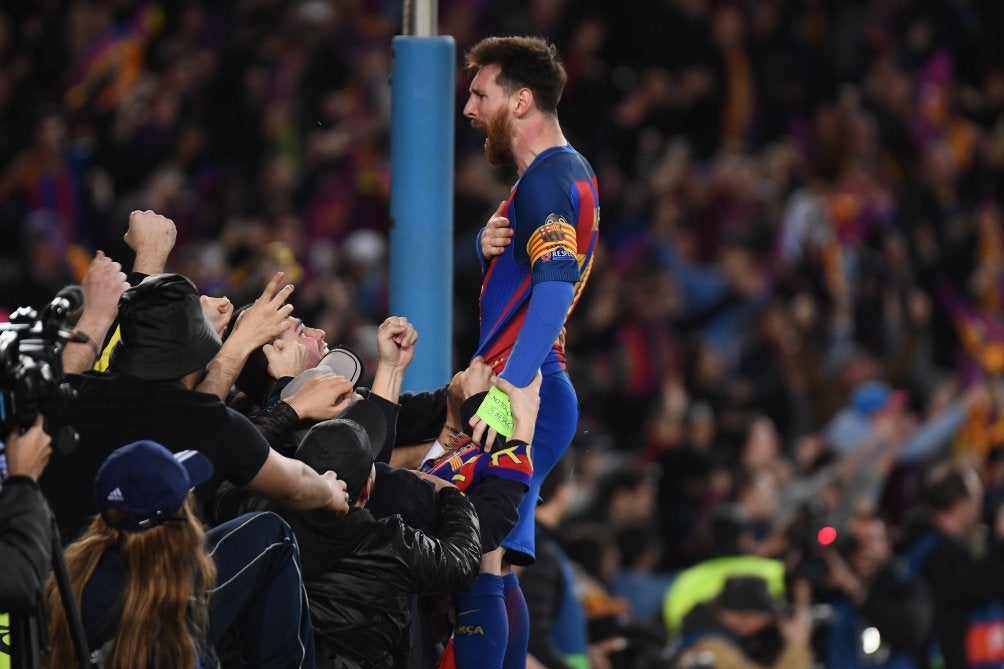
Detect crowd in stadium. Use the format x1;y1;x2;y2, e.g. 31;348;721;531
2;1;1004;668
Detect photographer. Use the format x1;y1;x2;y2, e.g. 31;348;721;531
672;575;814;669
0;416;53;612
817;512;932;668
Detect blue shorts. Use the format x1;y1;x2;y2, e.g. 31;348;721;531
502;371;578;565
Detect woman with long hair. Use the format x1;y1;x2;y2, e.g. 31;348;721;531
46;440;316;669
48;496;214;668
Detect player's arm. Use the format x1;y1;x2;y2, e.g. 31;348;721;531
499;282;573;386
499;181;579;387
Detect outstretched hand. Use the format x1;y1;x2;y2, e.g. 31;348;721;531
228;272;295;353
64;250;130;373
446;356;494;428
81;250;129;326
124;209;177;275
283;372;357;421
469;371;543;450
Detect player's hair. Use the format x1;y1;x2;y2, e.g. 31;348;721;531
465;36;567;114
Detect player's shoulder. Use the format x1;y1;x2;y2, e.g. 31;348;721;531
519;148;593;201
528;145;594;178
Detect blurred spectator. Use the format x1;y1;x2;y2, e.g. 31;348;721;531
3;1;1004;665
900;461;1004;669
824;378;975;464
568;459;657;527
519;453;592;668
816;511;933;668
608;521;675;623
662;505;786;639
671;575;814;669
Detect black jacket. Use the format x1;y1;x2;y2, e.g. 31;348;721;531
907;525;1004;669
294;487;481;669
0;477;52;612
857;560;932;655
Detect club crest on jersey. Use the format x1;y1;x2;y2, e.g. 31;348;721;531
538;214;568;242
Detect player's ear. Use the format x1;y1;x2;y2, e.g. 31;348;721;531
514;88;533;116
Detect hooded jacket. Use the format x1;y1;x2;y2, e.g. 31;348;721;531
291;487;480;669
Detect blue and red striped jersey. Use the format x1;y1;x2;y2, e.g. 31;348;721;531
475;144;599;375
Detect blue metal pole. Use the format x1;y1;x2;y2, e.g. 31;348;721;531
389;35;455;392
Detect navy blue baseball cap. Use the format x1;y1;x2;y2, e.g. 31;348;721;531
94;440;213;531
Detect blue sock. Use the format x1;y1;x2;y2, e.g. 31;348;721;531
502;572;530;669
452;574;508;669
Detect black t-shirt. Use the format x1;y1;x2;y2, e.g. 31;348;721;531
40;372;271;542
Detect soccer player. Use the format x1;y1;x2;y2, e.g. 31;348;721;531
456;35;600;669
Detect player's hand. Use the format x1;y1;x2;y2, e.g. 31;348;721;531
469;372;542;450
498;372;542;444
480;200;513;260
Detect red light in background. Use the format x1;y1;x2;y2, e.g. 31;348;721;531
817;526;838;546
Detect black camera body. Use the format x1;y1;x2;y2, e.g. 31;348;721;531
786;499;840;591
0;289;82;448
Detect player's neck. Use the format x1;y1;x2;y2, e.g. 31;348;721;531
514;118;567;176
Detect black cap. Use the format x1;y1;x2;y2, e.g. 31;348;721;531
715;575;782;614
294;399;388;503
111;274;222;381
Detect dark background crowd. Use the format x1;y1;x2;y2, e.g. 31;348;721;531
3;1;1004;667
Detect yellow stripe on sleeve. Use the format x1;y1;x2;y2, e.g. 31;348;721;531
527;221;577;265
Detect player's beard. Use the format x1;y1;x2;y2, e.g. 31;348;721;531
482;107;515;167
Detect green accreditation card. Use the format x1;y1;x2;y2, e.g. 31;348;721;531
475;385;514;438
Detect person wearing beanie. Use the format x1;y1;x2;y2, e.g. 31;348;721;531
40;272;350;542
274;401;481;669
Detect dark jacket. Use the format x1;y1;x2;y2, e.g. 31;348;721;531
42;372;271;541
823;559;932;668
244;392;523;552
291;487;481;669
0;477;52;612
906;526;1004;669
